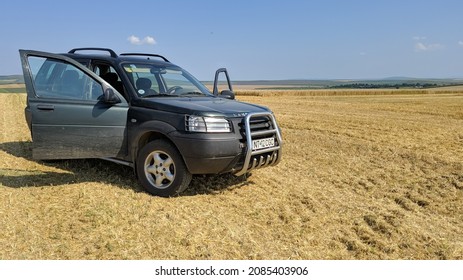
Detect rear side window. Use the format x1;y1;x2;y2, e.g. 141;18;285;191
27;56;103;100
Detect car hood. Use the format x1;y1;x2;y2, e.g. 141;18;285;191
134;96;270;117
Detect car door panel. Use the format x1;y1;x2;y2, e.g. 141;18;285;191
30;101;128;159
19;50;129;160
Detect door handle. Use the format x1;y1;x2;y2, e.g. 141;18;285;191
37;104;55;111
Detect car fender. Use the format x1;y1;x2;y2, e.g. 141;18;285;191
129;120;180;163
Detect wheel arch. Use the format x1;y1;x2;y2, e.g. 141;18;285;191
130;121;187;174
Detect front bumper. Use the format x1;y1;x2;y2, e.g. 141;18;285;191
170;112;282;175
171;133;243;174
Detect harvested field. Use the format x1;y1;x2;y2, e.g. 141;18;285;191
0;83;24;88
0;83;26;94
0;90;462;259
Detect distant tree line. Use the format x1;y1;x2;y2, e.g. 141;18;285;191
329;83;439;89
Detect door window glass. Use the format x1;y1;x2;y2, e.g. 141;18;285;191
94;63;126;98
28;56;103;100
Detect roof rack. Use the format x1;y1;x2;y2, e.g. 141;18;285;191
119;53;170;62
68;48;118;58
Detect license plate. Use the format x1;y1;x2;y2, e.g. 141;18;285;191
252;137;275;150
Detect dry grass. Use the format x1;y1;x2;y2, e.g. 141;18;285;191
1;89;462;260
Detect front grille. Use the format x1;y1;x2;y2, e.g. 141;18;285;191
234;112;282;176
250;116;274;132
239;115;276;142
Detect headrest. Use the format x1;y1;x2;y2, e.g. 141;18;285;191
136;78;152;90
101;72;118;84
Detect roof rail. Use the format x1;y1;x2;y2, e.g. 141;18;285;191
119;53;169;62
68;48;118;58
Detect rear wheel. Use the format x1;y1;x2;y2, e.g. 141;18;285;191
136;140;191;197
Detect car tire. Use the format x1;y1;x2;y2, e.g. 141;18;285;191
136;140;192;197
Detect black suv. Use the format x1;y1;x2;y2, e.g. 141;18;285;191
19;48;282;196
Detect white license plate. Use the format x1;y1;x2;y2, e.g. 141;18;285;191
252;137;275;150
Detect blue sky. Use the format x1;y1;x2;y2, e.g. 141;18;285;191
1;0;463;80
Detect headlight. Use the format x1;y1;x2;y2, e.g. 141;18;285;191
185;115;231;133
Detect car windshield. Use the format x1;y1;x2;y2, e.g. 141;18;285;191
122;63;212;98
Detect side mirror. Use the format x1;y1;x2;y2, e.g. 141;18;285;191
213;68;234;96
220;90;235;100
103;88;121;104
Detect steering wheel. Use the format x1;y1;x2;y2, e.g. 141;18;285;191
166;86;183;94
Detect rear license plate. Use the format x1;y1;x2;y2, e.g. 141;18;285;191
252;137;275;150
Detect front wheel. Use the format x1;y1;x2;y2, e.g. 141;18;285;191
136;140;192;197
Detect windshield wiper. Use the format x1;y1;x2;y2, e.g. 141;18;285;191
180;91;206;96
141;93;179;98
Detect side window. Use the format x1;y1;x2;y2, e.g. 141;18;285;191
94;64;126;99
28;56;103;101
